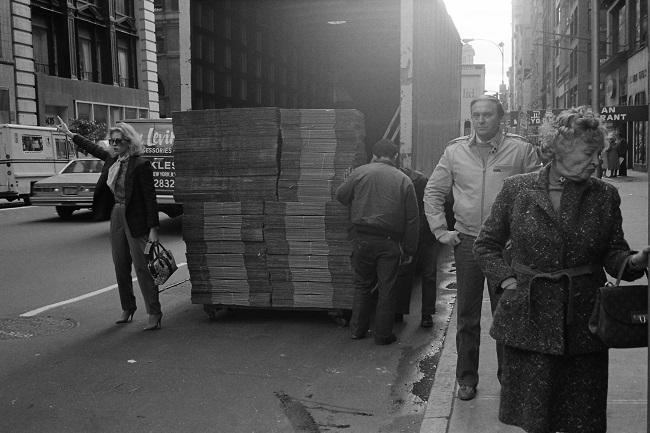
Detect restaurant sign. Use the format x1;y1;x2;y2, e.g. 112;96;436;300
599;105;648;122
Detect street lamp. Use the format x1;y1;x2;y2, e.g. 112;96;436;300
462;38;505;100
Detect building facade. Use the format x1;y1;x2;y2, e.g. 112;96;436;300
517;0;595;112
459;44;486;135
601;0;648;170
4;0;159;127
511;0;534;111
0;1;14;124
513;0;647;171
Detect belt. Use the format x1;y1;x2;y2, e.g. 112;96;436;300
511;260;601;325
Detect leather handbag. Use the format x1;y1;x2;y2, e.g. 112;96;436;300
588;257;648;349
145;242;178;286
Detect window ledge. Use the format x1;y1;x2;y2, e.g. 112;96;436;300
0;58;15;66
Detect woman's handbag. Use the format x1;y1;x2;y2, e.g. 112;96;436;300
145;242;178;285
588;256;648;349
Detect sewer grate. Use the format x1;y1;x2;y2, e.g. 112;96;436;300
0;317;77;340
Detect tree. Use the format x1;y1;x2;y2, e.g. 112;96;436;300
68;119;108;156
69;119;107;142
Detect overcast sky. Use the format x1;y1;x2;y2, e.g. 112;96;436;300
442;0;513;94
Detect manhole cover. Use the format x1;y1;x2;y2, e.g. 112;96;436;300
0;317;77;340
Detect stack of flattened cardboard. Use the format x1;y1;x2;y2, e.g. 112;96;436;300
270;109;365;308
173;109;280;307
173;108;366;310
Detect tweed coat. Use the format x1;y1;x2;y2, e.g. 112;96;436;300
72;134;159;238
473;164;642;356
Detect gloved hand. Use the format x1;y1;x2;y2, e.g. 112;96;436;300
438;230;461;246
629;246;650;270
500;281;518;301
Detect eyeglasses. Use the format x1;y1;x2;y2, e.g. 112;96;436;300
108;138;130;146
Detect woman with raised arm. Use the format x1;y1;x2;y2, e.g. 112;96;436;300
57;116;163;331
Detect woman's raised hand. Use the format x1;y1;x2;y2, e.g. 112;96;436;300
56;116;72;137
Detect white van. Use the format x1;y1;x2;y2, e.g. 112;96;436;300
0;124;78;204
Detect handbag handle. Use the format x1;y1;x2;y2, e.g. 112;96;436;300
145;241;166;260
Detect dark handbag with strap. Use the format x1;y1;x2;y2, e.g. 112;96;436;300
145;242;178;286
588;257;648;349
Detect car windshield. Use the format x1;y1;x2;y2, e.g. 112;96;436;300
62;159;104;174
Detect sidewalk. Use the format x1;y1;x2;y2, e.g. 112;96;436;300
421;169;649;433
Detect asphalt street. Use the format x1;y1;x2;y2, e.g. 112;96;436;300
0;204;456;432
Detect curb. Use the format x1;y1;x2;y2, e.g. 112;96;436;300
420;298;458;432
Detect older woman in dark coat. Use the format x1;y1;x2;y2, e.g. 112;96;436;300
473;106;650;433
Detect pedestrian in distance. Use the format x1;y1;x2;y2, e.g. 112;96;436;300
423;95;541;401
56;116;163;331
603;134;619;178
336;139;419;345
474;106;650;433
616;133;629;176
399;166;440;328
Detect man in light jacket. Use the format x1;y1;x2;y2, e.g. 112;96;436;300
337;139;419;345
423;95;540;400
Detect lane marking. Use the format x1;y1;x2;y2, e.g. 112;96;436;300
20;263;187;317
0;205;37;211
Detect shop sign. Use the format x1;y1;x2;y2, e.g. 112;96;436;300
509;109;564;127
599;105;649;122
629;69;647;84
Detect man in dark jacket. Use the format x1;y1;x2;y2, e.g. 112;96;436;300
336;139;419;345
399;167;440;327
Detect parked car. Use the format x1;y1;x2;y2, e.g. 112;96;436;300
31;158;104;219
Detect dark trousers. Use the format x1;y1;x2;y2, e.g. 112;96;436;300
418;238;440;315
350;233;401;342
454;233;503;387
110;203;161;315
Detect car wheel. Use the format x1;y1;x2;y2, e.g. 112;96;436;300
20;194;32;205
56;206;75;219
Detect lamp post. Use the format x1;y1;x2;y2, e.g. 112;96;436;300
462;38;505;103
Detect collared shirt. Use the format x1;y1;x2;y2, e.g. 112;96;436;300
113;158;129;204
471;130;502;152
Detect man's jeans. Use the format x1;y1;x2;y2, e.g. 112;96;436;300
350;233;401;342
454;233;503;387
418;238;440;315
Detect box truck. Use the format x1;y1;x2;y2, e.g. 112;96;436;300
0;124;78;204
126;118;182;218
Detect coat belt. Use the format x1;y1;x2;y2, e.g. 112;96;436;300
511;261;602;325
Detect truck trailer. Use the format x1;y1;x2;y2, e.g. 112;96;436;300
0;124;78;204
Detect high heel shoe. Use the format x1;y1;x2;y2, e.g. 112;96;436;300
144;313;162;331
116;308;137;324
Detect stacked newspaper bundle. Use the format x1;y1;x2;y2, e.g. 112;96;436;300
173;108;366;309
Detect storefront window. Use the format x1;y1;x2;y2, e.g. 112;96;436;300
632;92;647;168
633;121;646;166
125;107;138;120
111;106;123;125
76;102;92;120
